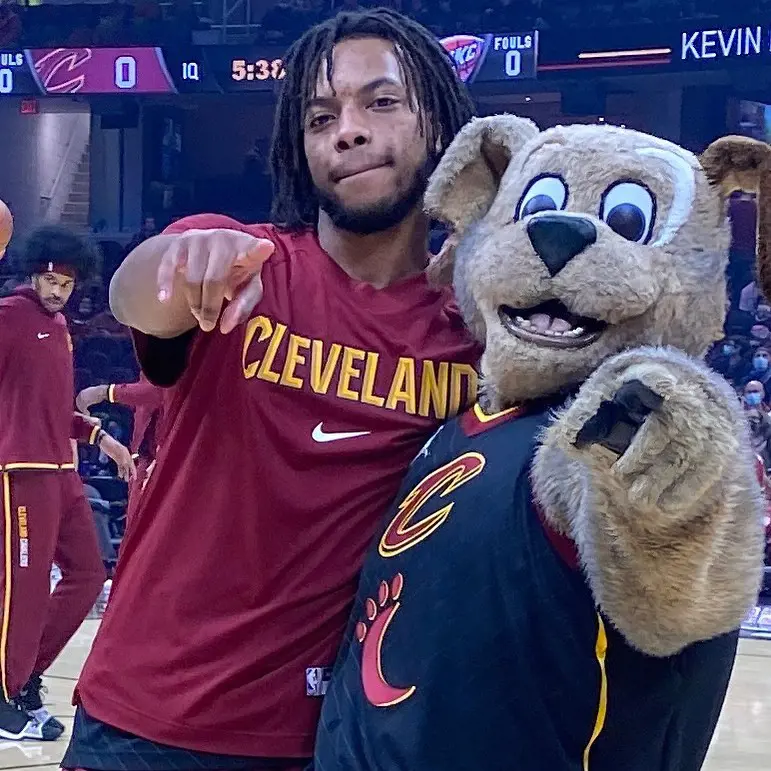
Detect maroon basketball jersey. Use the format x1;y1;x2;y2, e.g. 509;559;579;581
75;215;480;758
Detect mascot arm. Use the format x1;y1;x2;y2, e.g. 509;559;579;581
532;345;765;657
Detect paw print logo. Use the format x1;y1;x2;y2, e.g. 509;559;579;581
356;573;416;708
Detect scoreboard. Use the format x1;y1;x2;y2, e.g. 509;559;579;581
0;34;538;97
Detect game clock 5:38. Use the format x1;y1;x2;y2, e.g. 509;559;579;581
231;58;285;82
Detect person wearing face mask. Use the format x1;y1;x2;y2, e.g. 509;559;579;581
708;337;747;383
744;381;768;410
741;347;771;388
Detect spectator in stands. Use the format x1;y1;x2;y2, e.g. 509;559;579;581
92;2;133;45
132;0;166;44
742;350;771;389
166;0;205;43
739;280;762;314
756;303;771;326
0;1;21;47
747;405;771;469
261;0;312;43
125;215;159;258
750;324;771;349
744;380;770;411
406;0;431;27
707;336;749;384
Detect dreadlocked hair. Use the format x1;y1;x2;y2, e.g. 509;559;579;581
269;7;476;230
22;225;97;281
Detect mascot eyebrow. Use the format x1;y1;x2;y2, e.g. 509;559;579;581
635;145;696;245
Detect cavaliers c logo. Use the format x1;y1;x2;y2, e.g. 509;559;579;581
378;452;485;558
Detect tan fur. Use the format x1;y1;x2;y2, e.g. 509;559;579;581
701;135;771;303
429;118;767;656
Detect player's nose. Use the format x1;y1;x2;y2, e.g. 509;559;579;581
334;108;372;152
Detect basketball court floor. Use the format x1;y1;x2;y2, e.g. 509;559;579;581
3;621;771;771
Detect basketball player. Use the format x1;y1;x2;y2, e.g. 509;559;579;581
76;374;164;512
62;8;479;771
0;225;135;741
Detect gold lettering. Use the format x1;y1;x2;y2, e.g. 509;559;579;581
17;506;27;539
418;361;449;419
449;363;479;416
257;322;288;384
280;333;310;389
386;357;417;415
310;340;342;395
242;316;274;379
337;347;366;401
361;352;386;408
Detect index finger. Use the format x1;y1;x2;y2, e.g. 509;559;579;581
157;238;187;303
226;238;275;297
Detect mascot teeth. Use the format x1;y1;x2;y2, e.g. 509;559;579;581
499;302;603;348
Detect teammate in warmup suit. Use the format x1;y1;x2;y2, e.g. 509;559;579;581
61;8;480;771
77;374;164;515
0;224;135;741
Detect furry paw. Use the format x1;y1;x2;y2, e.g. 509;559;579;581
555;350;739;511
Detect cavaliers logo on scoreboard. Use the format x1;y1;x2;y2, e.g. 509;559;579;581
440;32;538;85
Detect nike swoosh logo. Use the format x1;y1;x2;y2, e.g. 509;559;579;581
312;423;370;443
37;333;50;339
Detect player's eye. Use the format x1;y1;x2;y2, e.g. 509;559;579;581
371;96;398;109
600;181;656;244
307;113;334;130
516;175;568;220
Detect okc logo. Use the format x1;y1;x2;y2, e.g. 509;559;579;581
440;35;485;83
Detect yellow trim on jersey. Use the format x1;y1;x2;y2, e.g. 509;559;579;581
583;614;609;771
88;425;101;445
0;473;12;701
473;402;519;423
108;384;116;404
0;462;76;472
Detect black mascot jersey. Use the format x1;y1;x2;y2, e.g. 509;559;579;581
313;403;739;771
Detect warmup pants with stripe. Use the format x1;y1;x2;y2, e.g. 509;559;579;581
0;469;105;700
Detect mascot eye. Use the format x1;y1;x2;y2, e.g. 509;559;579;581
600;181;656;243
516;175;568;220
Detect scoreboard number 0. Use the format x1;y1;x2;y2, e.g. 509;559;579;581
505;50;521;78
115;55;137;89
0;68;12;94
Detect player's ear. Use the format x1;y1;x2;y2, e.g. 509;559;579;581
425;114;539;285
701;135;771;300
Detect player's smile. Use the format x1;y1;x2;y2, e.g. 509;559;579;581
498;299;607;350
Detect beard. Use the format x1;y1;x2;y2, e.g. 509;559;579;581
316;158;434;235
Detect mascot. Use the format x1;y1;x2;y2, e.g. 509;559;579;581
311;119;771;771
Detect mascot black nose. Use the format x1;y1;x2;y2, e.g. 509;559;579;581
527;214;597;277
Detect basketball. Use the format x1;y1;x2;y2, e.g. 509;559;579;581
0;198;13;259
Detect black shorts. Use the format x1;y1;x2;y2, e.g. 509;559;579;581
62;706;310;771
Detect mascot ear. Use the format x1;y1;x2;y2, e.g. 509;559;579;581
425;115;539;285
700;135;771;300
